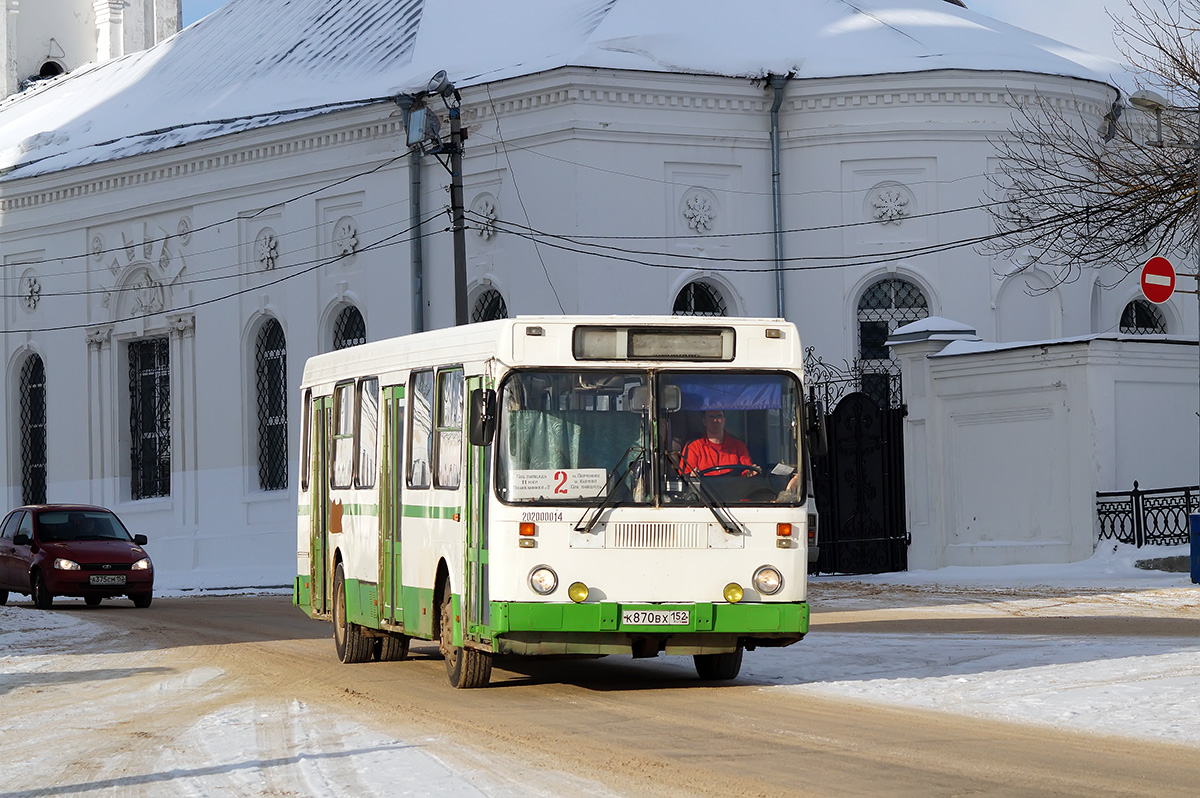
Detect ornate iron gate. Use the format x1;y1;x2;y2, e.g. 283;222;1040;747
807;351;908;574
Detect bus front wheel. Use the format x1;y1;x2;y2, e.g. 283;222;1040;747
438;579;492;689
694;645;743;680
333;563;372;664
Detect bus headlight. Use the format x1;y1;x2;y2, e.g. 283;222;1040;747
723;582;744;604
753;565;783;596
528;566;558;595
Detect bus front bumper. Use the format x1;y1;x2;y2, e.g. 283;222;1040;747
489;600;808;656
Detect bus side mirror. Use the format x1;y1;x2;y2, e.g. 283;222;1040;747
806;399;828;458
469;388;497;446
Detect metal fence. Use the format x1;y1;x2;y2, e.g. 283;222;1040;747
1096;481;1198;547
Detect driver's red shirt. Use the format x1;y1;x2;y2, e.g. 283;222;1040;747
680;435;752;475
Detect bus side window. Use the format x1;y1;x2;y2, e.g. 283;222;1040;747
357;378;379;489
300;389;311;492
331;382;355;489
408;370;434;489
435;368;464;489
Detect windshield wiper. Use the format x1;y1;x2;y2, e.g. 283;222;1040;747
574;446;639;535
666;452;743;537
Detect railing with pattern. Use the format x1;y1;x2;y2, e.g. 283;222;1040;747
1096;481;1198;547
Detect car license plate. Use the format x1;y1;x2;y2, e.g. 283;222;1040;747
89;574;126;586
622;609;689;626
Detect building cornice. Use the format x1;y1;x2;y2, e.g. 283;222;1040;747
0;66;1112;214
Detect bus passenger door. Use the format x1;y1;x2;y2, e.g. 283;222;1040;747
310;396;332;616
381;386;405;627
464;376;490;643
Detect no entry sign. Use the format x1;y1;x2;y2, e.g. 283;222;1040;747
1141;256;1177;304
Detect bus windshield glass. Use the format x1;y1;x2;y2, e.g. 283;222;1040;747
495;370;804;506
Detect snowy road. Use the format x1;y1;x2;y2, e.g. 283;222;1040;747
2;547;1199;797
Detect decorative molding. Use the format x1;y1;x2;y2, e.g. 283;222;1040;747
86;326;112;350
0;118;406;212
255;227;279;270
869;183;912;226
177;216;192;245
332;216;359;257
681;190;717;234
91;235;105;260
20;274;41;312
471;194;498;240
167;313;196;338
129;271;165;315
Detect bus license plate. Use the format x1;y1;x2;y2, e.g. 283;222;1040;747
622;609;689;626
89;574;126;586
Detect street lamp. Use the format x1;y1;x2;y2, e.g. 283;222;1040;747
1130;88;1200;580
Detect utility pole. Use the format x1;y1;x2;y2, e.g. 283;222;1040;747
400;70;469;327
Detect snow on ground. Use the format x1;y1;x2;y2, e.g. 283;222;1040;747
1;543;1198;795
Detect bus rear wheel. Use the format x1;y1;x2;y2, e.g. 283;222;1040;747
694;645;743;680
375;634;410;662
333;563;371;664
438;579;492;689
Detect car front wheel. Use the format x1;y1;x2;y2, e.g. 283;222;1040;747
0;589;8;606
31;572;53;610
131;593;152;609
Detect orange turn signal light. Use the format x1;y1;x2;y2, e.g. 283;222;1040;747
519;522;536;537
776;523;793;537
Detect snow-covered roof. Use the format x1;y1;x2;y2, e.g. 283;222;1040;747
0;0;1122;180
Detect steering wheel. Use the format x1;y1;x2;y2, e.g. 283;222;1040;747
695;464;762;477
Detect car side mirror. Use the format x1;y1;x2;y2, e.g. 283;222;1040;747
13;533;30;546
468;388;497;446
134;534;148;546
806;399;828;458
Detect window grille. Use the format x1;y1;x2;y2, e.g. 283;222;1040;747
19;354;47;505
673;281;727;316
857;277;929;361
472;288;508;322
129;338;171;500
255;319;288;491
333;306;366;350
1119;299;1167;335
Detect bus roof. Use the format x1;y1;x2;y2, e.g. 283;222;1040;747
300;315;802;390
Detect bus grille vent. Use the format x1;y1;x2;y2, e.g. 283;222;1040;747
607;522;707;549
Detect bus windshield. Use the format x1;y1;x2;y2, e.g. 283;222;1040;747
495;370;804;506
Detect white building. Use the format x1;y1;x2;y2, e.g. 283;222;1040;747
0;0;1170;586
0;0;179;97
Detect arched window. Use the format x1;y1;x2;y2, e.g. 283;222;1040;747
256;319;288;491
1119;299;1167;335
19;354;47;505
332;306;366;350
856;277;928;406
472;288;508;322
857;277;929;361
673;280;727;316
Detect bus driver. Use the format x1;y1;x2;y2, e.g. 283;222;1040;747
679;409;754;476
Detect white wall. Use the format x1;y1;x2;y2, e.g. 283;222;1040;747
895;327;1198;569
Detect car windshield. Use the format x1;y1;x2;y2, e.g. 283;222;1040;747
36;511;132;542
494;369;805;506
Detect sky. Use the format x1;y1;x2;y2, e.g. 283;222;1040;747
2;543;1197;794
180;0;1128;64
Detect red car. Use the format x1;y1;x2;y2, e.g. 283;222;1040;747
0;505;153;609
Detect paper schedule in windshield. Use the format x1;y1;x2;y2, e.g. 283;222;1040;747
509;469;608;500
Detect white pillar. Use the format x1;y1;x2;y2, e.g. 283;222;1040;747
887;318;980;570
93;0;124;60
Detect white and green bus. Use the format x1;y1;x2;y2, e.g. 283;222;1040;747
294;316;824;688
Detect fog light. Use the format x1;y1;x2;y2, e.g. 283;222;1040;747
528;566;558;595
753;565;783;596
568;581;589;603
723;582;744;604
